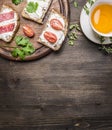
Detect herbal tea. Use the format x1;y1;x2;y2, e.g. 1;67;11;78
91;4;112;34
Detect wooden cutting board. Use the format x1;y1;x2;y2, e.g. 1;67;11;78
0;0;69;61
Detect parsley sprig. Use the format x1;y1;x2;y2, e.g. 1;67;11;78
12;0;23;5
26;2;38;13
11;36;35;60
0;36;35;60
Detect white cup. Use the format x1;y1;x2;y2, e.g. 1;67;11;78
89;0;112;37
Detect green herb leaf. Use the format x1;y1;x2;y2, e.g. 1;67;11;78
69;24;76;30
83;0;95;15
22;44;35;55
69;23;81;31
72;32;78;39
12;0;23;5
16;36;30;46
74;24;81;31
98;36;105;43
68;23;80;46
88;0;95;6
11;48;25;60
68;40;74;46
68;32;77;40
15;35;23;44
74;1;78;8
100;46;112;54
83;5;89;15
26;2;38;13
11;36;35;60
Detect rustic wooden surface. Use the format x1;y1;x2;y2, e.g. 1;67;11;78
0;0;69;61
0;0;112;130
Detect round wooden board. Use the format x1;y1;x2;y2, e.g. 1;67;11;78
0;0;69;61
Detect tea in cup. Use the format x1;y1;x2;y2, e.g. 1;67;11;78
89;0;112;37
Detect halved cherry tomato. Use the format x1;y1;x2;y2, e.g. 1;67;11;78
44;31;57;43
50;19;63;30
23;25;34;38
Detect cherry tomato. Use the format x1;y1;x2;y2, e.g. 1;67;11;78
44;31;57;43
50;19;63;30
23;25;34;38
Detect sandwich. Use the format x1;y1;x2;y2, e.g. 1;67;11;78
22;0;53;24
38;9;68;51
0;5;20;42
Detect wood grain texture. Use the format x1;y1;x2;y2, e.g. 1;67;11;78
0;0;69;61
0;0;112;130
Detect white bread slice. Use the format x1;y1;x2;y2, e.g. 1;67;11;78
22;0;53;24
38;9;68;51
0;5;20;42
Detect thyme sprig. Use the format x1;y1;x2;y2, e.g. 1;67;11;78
99;45;112;54
83;0;95;15
68;23;81;46
83;5;90;15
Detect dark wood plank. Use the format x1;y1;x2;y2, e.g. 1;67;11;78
0;0;112;129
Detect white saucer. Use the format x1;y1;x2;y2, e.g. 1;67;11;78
80;2;112;45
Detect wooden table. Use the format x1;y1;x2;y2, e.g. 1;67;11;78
0;0;112;129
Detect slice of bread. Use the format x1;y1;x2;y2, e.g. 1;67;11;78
0;5;20;42
38;9;68;51
22;0;52;24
